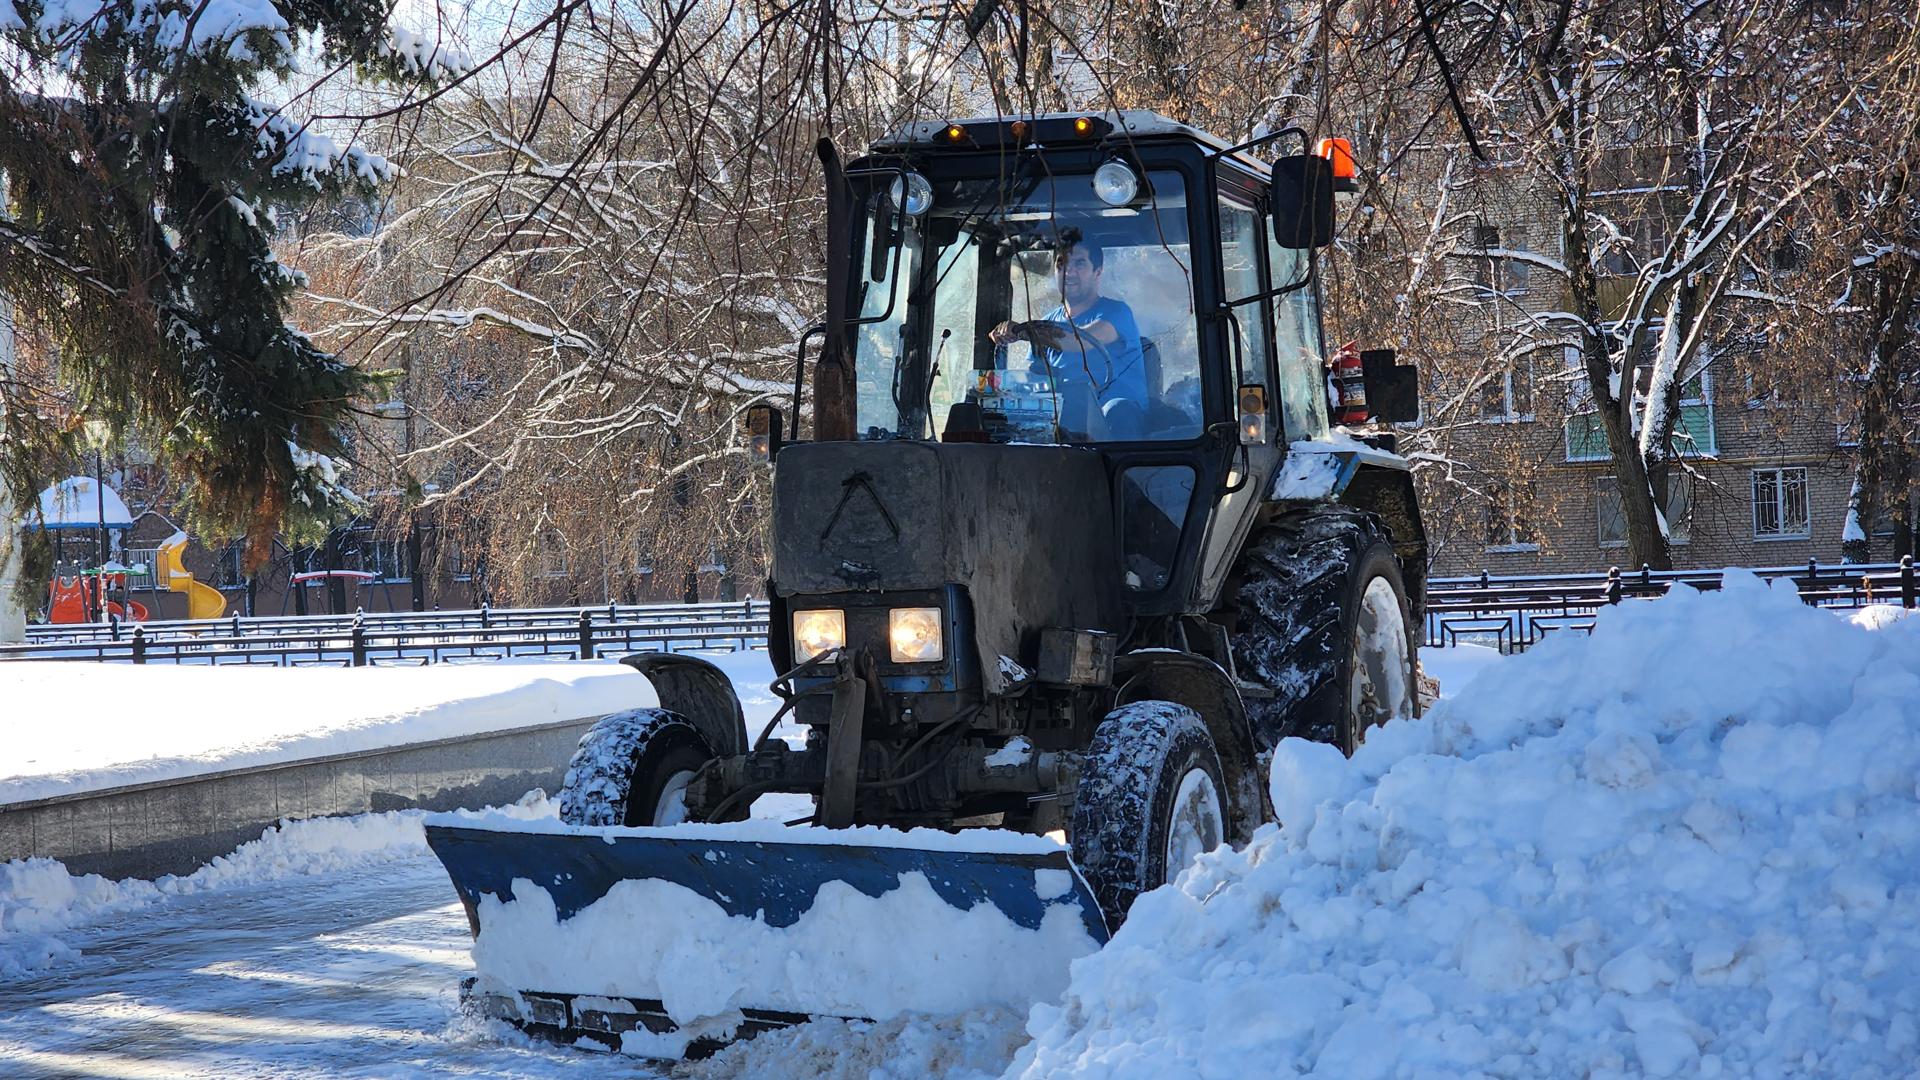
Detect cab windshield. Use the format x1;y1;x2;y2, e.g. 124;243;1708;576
850;167;1200;443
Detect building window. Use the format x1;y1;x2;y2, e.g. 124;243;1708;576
1597;477;1691;547
1468;224;1529;298
1567;332;1718;461
1599;213;1671;277
1481;348;1537;422
634;539;654;577
1484;485;1540;553
444;536;473;582
215;540;246;588
1752;467;1810;540
350;535;409;581
540;533;570;577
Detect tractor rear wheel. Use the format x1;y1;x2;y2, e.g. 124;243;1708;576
1229;505;1416;755
558;709;724;827
1070;701;1227;930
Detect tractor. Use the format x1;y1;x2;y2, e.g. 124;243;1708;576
426;110;1427;1051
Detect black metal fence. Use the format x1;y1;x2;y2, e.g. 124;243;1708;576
3;600;770;666
1424;557;1916;653
3;556;1912;665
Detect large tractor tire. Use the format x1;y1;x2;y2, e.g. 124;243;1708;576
1229;505;1417;755
1070;701;1228;930
558;708;729;827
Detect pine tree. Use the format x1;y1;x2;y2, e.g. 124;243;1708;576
0;0;467;563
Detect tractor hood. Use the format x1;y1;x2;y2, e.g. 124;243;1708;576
771;440;1123;693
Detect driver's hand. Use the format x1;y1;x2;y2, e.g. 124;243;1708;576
1024;321;1069;351
989;321;1023;345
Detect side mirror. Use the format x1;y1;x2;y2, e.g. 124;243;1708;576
1360;349;1419;423
746;404;784;462
1270;154;1335;249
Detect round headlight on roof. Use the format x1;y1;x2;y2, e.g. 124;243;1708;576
1093;160;1139;206
889;172;934;216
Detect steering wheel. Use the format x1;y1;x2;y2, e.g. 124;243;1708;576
1035;321;1137;439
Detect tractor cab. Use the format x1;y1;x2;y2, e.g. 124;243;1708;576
815;113;1340;616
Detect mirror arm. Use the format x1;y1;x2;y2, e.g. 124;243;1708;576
792;323;826;441
1222;258;1318;310
1213;125;1310;164
844;165;910;328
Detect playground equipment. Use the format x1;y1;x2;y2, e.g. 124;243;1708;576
290;568;376;615
156;533;228;620
47;570;149;624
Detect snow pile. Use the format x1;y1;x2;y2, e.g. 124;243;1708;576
1016;572;1920;1079
0;793;556;978
688;1007;1030;1080
0;656;659;802
1849;603;1916;630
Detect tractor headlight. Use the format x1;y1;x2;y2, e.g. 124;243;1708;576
888;607;944;663
888;172;934;216
1093;160;1139;206
792;609;846;661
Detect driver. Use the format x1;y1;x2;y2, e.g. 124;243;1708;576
990;233;1148;433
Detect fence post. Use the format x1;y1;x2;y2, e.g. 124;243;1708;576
1606;566;1622;605
1479;569;1490;589
578;609;595;660
109;612;120;642
231;612;243;637
1903;555;1915;610
351;612;367;667
480;602;491;630
131;625;146;665
608;600;618;625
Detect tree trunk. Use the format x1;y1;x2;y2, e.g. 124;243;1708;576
0;289;25;642
1563;188;1672;571
1846;256;1920;562
1604;395;1671;570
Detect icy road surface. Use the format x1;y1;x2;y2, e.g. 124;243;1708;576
0;854;672;1079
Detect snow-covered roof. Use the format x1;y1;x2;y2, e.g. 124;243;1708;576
28;477;135;531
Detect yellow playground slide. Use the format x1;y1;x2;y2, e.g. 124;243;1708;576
156;532;229;620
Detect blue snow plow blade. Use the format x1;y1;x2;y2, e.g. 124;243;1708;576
425;823;1108;941
424;822;1108;1055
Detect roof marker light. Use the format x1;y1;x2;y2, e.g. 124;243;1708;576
1315;137;1357;180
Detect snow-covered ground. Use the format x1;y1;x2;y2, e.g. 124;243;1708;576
3;588;1916;1078
0;649;771;803
1017;580;1920;1078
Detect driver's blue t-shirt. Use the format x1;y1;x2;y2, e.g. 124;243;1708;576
1038;296;1146;407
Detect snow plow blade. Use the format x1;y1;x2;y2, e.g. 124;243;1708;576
424;819;1108;1056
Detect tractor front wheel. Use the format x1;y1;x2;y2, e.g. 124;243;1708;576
1069;701;1227;930
558;709;725;827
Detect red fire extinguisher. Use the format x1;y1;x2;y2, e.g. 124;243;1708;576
1329;341;1368;425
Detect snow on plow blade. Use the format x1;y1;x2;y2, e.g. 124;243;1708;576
424;817;1108;1057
